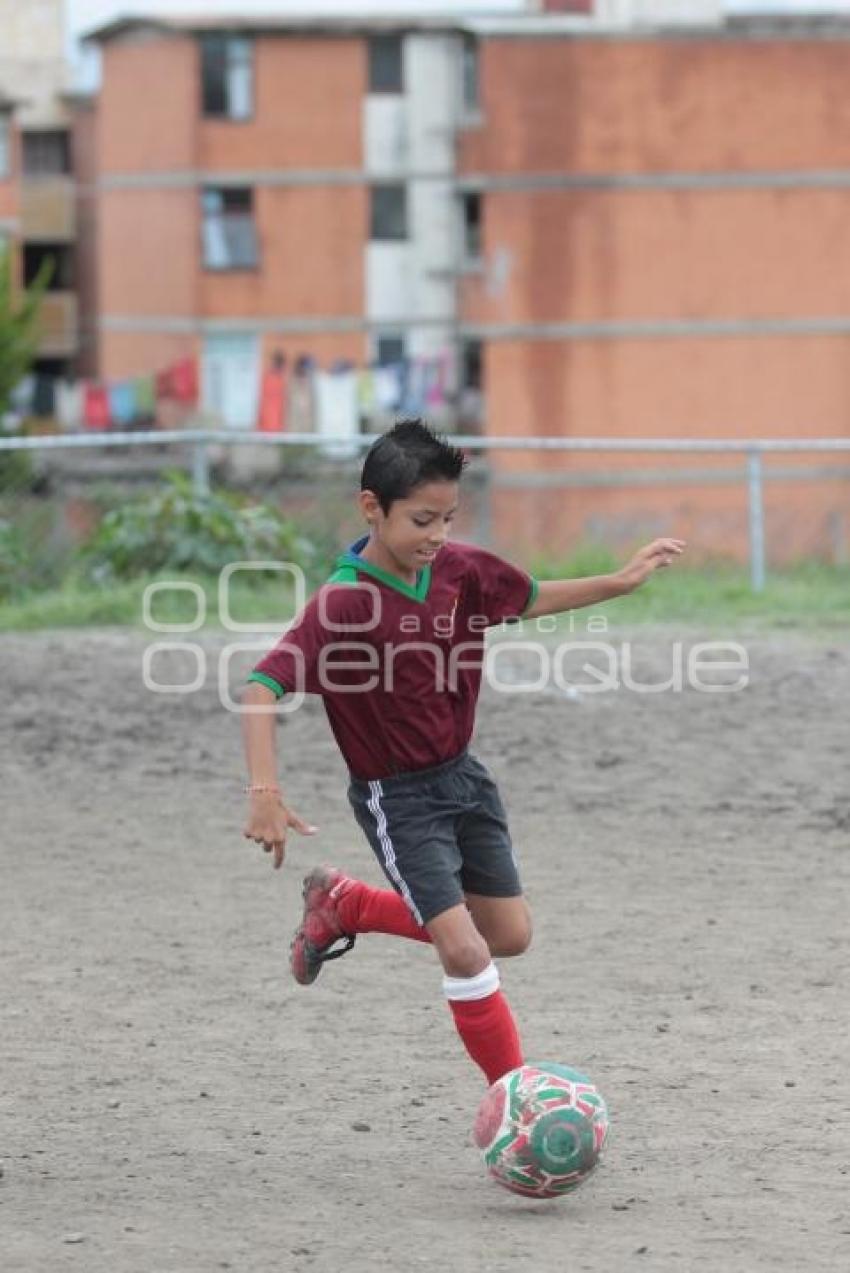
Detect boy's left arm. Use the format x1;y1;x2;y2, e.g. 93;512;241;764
523;538;686;619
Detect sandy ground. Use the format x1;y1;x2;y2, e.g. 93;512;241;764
1;625;849;1273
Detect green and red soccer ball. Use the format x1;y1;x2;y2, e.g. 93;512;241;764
473;1062;609;1198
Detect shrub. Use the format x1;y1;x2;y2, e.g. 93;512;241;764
79;471;319;583
0;519;30;602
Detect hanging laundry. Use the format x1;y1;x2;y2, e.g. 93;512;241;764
425;353;448;409
258;366;287;433
155;365;173;400
171;357;198;405
10;375;34;417
373;362;403;414
83;383;110;431
401;358;429;417
55;379;84;432
288;354;317;433
109;381;136;428
133;376;156;422
315;363;359;459
357;368;376;422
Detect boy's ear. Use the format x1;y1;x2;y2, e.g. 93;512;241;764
358;489;382;523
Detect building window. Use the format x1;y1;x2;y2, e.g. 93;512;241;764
368;35;404;94
0;115;10;178
461;339;483;391
24;243;75;290
201;35;253;120
461;35;480;115
461;193;482;261
376;334;406;366
22;130;71;176
201;188;259;270
370;185;407;242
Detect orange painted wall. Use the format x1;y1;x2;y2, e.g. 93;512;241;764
96;32;366;380
484;336;850;444
461;37;850;175
489;479;850;568
462;187;850;327
459;35;850;561
99;329;199;381
98;33;198;174
200;37;364;171
98;188;198;318
200;186;365;320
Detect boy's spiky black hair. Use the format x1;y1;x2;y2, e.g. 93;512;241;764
361;420;467;513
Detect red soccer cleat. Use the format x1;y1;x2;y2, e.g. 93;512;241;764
290;866;357;986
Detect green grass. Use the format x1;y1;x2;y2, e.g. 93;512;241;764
530;555;850;633
0;572;303;632
0;558;847;635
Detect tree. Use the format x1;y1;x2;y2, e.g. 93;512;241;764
0;246;52;422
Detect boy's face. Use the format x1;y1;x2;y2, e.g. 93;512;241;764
360;479;459;577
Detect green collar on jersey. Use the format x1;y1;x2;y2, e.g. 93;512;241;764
331;536;432;603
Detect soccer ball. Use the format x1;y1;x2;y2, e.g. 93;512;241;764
473;1061;609;1198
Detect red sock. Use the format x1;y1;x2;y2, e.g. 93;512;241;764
336;881;431;944
444;965;523;1085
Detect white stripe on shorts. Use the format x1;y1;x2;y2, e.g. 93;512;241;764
367;779;424;926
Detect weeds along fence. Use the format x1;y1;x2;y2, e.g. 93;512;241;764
1;430;849;594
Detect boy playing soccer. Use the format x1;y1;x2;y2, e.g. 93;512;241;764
243;421;684;1086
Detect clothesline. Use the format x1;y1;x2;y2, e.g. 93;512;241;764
12;349;468;438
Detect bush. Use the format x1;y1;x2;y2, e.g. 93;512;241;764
0;519;30;602
79;471;320;584
0;447;39;495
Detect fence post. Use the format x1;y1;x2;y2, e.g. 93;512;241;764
191;441;210;496
746;449;766;592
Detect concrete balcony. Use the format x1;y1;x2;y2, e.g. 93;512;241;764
21;177;75;243
38;291;78;357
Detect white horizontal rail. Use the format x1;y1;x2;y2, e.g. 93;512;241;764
3;431;848;593
2;431;850;454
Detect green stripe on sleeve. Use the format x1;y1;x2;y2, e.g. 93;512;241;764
523;576;539;614
247;671;286;697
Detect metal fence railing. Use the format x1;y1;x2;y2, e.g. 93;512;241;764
2;430;849;592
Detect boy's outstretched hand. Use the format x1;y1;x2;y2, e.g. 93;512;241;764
615;538;686;594
243;793;317;870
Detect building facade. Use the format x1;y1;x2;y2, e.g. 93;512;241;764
0;0;79;374
87;11;850;562
0;97;19;268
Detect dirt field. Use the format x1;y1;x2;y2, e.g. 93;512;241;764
1;626;848;1273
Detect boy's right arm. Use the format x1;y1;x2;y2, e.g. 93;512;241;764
241;681;317;870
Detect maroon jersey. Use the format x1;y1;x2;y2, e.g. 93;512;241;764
249;536;537;780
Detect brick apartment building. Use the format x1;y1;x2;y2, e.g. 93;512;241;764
0;0;80;381
0;96;18;266
82;8;850;561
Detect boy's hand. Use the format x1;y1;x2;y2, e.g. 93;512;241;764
615;538;686;594
243;793;317;871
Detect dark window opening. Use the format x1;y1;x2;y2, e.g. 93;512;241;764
24;243;74;291
202;188;259;270
0;115;11;178
22;130;71;176
462;339;482;391
370;185;407;242
462;35;480;114
462;193;482;260
376;334;406;366
201;35;253;120
368;35;404;94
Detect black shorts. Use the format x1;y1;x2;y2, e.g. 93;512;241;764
347;750;523;927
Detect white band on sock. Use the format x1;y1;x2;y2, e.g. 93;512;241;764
442;962;500;1002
